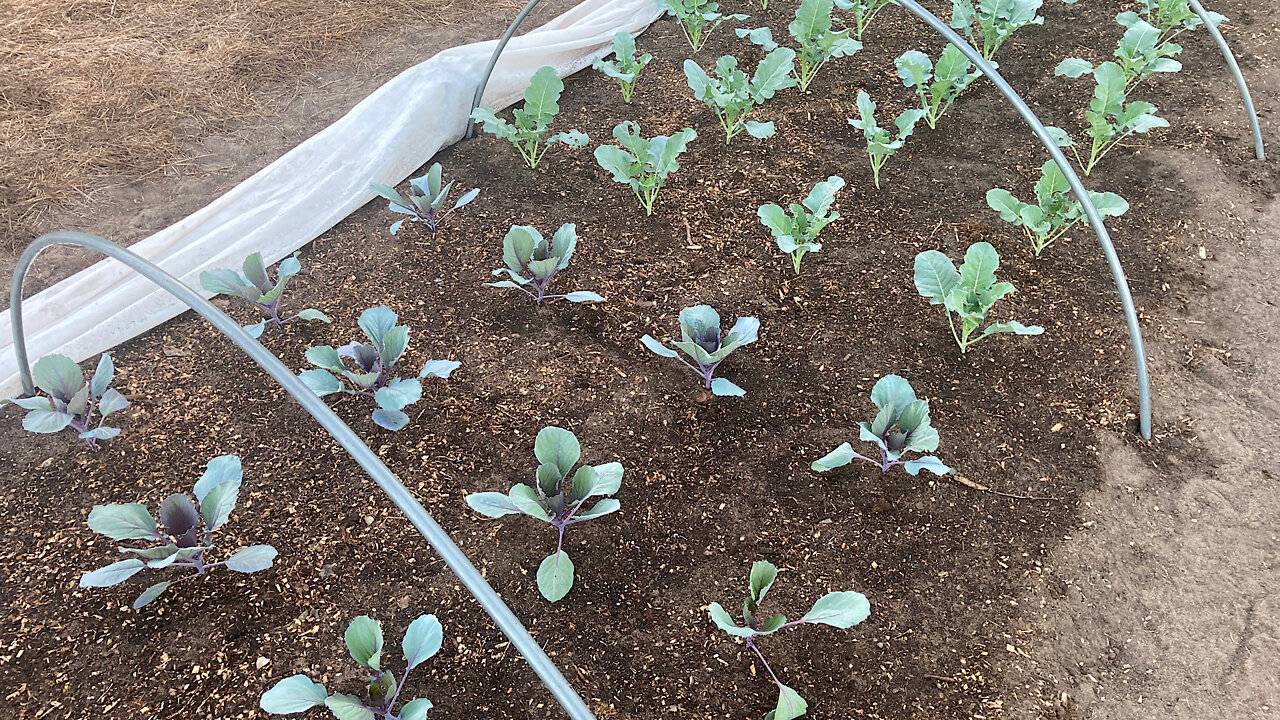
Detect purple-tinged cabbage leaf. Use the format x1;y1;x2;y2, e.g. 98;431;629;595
640;305;758;397
465;426;622;602
298;306;459;431
200;251;330;338
261;614;442;719
811;374;952;477
708;560;870;720
79;454;277;609
485;224;604;305
10;353;129;449
369;162;479;236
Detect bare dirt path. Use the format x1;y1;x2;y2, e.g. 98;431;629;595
1005;6;1280;715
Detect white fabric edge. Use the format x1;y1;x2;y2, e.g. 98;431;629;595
1;0;664;399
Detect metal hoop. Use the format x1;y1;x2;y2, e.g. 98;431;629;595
9;232;599;720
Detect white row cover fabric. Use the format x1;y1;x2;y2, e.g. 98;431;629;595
1;0;663;399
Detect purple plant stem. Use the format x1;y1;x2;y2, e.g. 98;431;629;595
745;637;785;692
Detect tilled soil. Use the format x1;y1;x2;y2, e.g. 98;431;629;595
2;0;1273;719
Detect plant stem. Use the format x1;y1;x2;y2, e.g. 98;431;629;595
946;313;967;352
745;638;784;689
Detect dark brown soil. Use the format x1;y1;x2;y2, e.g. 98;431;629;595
1;1;1273;719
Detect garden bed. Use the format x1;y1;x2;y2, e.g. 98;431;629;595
1;0;1269;718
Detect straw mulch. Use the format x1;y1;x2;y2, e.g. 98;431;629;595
0;0;500;247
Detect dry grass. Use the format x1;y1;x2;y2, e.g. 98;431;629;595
0;0;495;244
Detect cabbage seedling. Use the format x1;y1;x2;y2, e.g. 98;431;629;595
369;163;479;236
684;49;797;144
465;426;622;602
594;121;697;215
848;90;925;188
655;0;748;52
950;0;1044;60
200;251;331;338
1045;61;1169;175
708;561;871;720
298;306;459;431
485;223;604;305
811;375;952;476
834;0;895;41
757;176;844;274
735;0;862;92
895;45;983;129
261;614;442;720
592;31;652;103
79;454;277;609
10;353;129;448
640;305;758;397
470;66;589;169
986;160;1129;256
914;241;1043;352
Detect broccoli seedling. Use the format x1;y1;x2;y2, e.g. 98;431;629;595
485;223;604;305
298;306;459;431
370;163;479;236
1045;61;1169;175
79;454;277;609
950;0;1045;60
847;90;925;189
261;614;442;720
986;160;1129;256
592;32;652;103
834;0;896;41
811;374;952;477
200;251;331;338
708;561;871;720
895;44;983;130
757;176;844;274
470;66;589;169
640;305;758;397
594;121;697;216
913;241;1043;352
1057;4;1226;91
1141;0;1227;38
466;426;622;602
684;50;797;144
736;0;863;92
10;353;129;449
655;0;748;52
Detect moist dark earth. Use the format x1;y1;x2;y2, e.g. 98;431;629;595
1;0;1275;719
